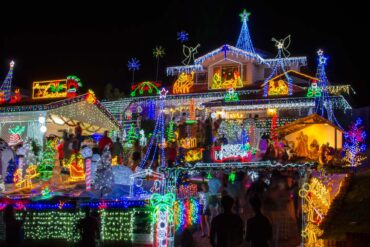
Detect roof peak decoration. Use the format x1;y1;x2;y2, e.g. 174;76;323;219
236;8;256;54
263;35;294;97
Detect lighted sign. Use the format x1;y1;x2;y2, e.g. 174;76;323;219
225;112;245;119
267;79;289;96
179;137;197;149
173;72;194;94
32;79;68;99
212;144;252;162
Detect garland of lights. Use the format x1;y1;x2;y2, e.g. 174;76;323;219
130;81;161;97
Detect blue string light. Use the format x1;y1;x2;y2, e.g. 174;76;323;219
263;36;293;97
315;49;342;128
0;61;15;102
236;9;256;54
139;89;167;169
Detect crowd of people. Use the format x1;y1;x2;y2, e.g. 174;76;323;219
179;169;302;247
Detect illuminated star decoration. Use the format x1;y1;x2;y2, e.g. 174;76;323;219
127;58;141;71
317;49;327;65
239;9;251;22
153;46;166;59
177;31;189;43
159;88;168;99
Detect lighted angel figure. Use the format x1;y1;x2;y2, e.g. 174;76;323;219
182;44;200;65
272;35;291;58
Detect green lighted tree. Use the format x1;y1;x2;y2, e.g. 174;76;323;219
166;120;176;143
127;124;138;144
37;140;56;180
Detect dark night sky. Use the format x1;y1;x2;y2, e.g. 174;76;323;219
1;1;368;106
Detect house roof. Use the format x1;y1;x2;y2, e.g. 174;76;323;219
261;70;319;87
275;113;343;136
0;93;122;130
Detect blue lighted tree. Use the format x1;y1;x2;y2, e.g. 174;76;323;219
139;88;168;169
0;61;15;102
315;49;341;127
236;9;256;54
343;117;366;167
128;58;141;86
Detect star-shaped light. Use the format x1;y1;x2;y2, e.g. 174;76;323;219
239;9;251;22
317;49;324;56
159;88;168;99
128;58;141;71
276;41;284;49
10;61;15;68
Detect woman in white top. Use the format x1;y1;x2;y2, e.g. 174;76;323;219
198;183;211;238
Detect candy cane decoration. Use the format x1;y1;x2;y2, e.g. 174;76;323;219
85;158;92;191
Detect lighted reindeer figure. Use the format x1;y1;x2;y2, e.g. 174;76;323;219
173;72;194;94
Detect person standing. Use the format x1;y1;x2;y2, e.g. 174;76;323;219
112;137;124;164
98;131;113;154
75;122;83;149
77;207;100;247
246;195;273;247
3;204;26;247
210;195;244;247
199;183;211;238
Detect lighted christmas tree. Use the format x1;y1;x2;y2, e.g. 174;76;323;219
0;61;15;102
343;117;367;167
23;138;37;166
93;146;114;195
315;49;341;127
127;123;138;144
5;158;17;184
166;120;176;143
37;140;56;180
235;9;256;53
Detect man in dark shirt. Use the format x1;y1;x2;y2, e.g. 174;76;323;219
246;195;272;247
77;207;100;247
210;195;243;247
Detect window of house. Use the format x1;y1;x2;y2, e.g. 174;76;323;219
210;65;242;89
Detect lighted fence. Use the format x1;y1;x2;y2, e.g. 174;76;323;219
0;206;152;244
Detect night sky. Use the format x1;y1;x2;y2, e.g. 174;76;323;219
1;1;368;106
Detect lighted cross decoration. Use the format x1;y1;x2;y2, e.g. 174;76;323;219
222;44;229;59
239;9;251;22
159;88;168;99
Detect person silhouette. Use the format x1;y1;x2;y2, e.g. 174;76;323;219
3;204;26;247
76;207;100;247
210;195;243;247
246;195;272;247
